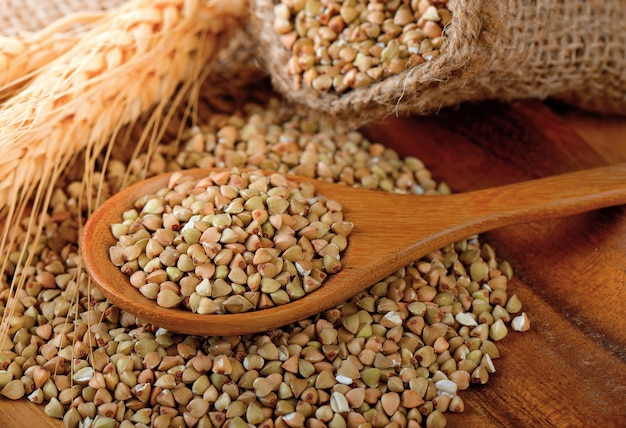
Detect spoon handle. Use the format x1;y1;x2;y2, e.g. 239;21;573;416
341;162;626;270
289;163;626;327
451;163;626;235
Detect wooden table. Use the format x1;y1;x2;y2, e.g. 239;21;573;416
365;101;626;427
1;101;625;427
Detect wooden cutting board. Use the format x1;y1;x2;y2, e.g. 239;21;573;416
1;101;624;427
365;100;626;427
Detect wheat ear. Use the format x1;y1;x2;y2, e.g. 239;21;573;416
0;11;113;99
0;0;248;336
0;0;247;207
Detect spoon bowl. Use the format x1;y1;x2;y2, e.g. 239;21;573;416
82;165;626;336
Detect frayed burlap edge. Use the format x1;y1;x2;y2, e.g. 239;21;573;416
252;0;626;126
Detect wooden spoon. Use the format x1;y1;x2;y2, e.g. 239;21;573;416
82;164;626;336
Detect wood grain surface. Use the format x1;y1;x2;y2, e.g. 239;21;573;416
1;101;625;427
364;101;626;427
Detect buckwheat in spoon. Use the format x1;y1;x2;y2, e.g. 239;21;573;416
82;164;626;336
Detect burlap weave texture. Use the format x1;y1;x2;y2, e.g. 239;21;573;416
0;0;126;35
3;0;625;125
252;0;626;124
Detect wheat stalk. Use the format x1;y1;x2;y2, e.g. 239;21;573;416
0;0;248;336
0;0;247;207
0;11;113;100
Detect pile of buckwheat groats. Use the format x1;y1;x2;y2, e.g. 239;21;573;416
0;88;530;428
110;169;353;314
272;0;451;92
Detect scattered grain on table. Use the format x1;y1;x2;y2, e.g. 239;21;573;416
0;82;528;428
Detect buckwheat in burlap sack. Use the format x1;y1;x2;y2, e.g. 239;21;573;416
252;0;626;125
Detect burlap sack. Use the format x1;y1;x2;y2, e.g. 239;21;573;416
252;0;626;125
4;0;624;127
0;0;126;35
